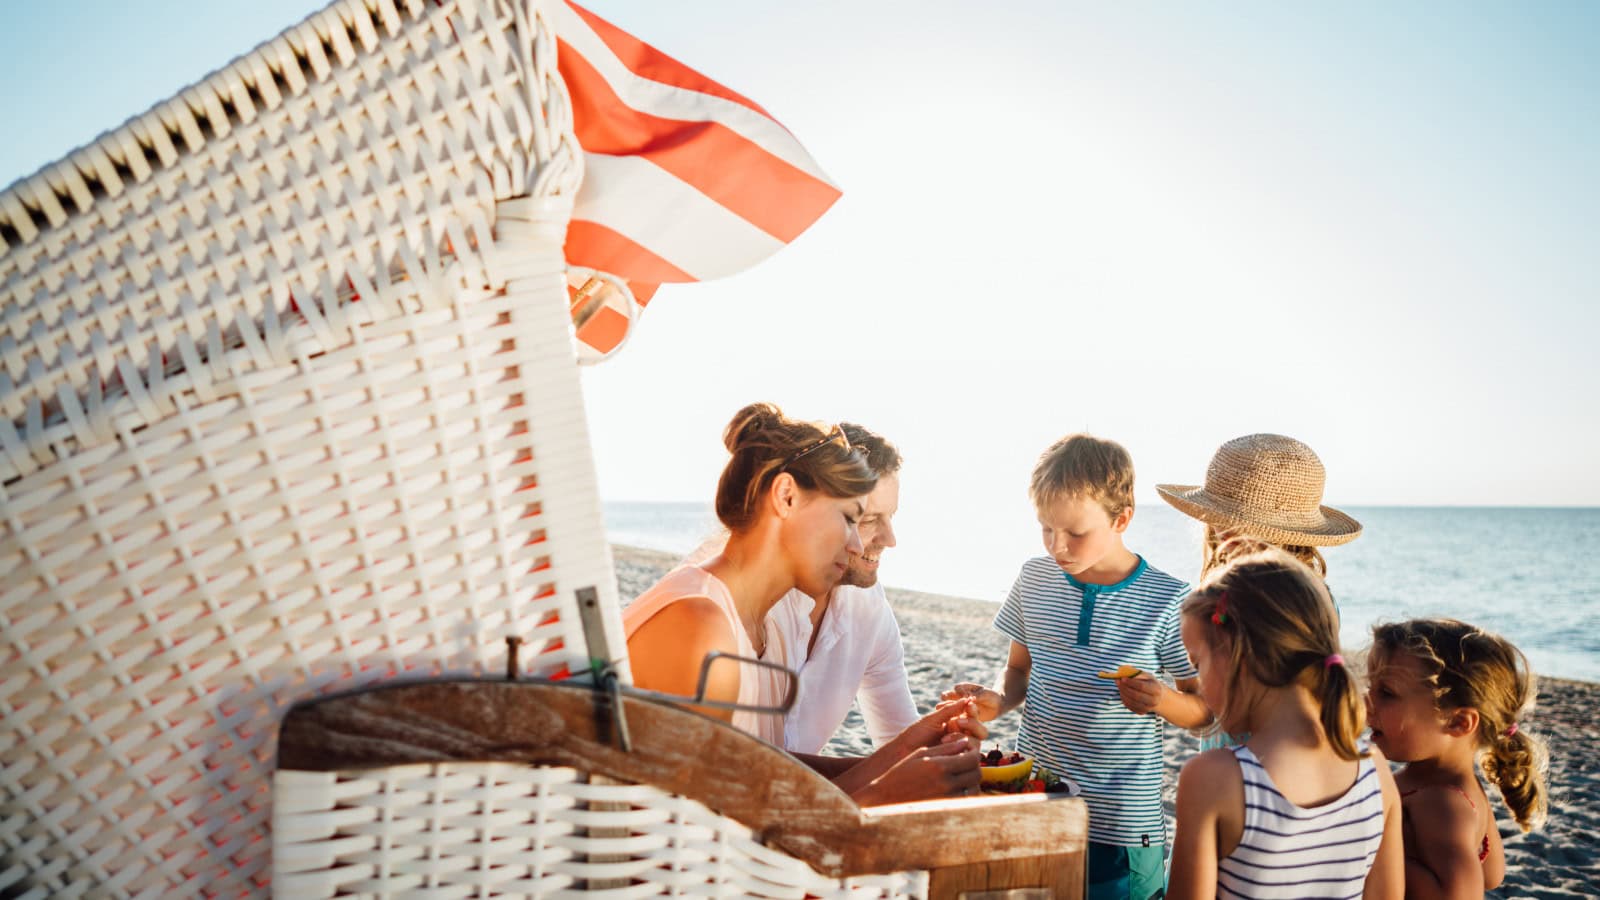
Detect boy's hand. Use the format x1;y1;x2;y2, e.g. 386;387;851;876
1117;672;1166;715
942;683;1003;721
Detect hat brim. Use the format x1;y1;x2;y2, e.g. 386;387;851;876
1155;484;1363;547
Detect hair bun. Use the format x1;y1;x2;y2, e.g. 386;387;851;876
723;401;784;453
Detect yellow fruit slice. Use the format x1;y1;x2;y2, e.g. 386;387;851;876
1096;664;1141;679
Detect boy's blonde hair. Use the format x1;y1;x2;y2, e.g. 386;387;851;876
1181;543;1364;760
1029;434;1135;519
1369;618;1549;832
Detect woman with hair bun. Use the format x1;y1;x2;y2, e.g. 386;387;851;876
625;402;984;805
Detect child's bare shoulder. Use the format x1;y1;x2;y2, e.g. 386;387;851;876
1399;781;1481;830
1179;747;1243;792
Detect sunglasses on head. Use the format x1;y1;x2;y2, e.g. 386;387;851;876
782;423;852;470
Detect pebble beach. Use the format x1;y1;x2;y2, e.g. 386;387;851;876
614;543;1600;899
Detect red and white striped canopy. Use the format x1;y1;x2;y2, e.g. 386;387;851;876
553;2;842;359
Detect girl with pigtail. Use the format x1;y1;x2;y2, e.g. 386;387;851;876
1366;618;1550;898
1167;545;1404;900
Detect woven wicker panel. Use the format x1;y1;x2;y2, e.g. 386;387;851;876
0;272;614;895
275;764;929;899
0;0;621;895
0;0;577;482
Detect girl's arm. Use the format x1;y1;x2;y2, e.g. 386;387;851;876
944;640;1031;721
1167;750;1240;900
1365;750;1408;900
1393;783;1487;899
625;596;741;724
1124;675;1212;730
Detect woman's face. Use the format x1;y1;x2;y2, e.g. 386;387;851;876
783;490;865;598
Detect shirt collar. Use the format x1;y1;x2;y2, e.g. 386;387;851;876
1061;555;1147;592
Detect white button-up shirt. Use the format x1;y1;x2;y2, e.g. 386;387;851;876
684;536;919;753
766;582;920;754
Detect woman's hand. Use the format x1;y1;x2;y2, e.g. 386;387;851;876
833;700;986;803
852;735;982;806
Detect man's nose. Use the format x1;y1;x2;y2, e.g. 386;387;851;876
880;520;897;549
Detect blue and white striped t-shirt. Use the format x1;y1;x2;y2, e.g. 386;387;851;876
994;556;1195;847
1218;745;1385;898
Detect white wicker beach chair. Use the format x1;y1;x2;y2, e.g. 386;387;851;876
1;0;1085;896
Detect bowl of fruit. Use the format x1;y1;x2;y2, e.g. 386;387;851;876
978;747;1034;784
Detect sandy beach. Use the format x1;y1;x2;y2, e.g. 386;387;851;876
614;544;1599;898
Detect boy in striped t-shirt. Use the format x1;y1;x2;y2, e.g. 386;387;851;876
947;434;1212;900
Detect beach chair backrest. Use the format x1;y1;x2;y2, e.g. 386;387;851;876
0;0;626;892
4;2;1092;896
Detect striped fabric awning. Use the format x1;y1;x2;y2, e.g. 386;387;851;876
553;2;842;360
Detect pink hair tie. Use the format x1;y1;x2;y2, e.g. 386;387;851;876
1505;723;1519;737
1324;654;1344;669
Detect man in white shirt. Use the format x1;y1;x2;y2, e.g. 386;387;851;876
768;422;918;753
685;422;919;754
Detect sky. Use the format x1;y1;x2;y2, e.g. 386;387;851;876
3;1;1597;534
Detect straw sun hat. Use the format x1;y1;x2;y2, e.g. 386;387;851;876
1156;434;1362;547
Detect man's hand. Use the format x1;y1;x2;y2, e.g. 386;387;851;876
903;697;989;745
853;737;982;806
1117;672;1166;715
942;683;1003;722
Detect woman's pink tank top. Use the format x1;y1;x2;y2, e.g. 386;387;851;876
622;565;787;745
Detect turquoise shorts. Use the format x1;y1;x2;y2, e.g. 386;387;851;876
1086;841;1166;900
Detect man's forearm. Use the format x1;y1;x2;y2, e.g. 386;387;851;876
793;751;861;779
859;645;919;747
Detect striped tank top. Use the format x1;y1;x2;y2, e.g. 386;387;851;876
1218;745;1385;899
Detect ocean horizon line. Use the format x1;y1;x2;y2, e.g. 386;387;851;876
604;499;1600;511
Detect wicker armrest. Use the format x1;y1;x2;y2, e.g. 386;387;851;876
277;679;1087;885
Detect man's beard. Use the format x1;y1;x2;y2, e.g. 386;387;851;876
838;561;878;589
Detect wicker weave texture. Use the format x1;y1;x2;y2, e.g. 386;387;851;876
0;273;614;895
0;0;621;894
275;764;929;899
0;0;578;482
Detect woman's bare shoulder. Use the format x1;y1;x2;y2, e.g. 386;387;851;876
632;595;734;646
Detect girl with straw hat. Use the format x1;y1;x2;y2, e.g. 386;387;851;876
1158;434;1362;753
1157;433;1362;583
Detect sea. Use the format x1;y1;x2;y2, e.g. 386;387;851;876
604;501;1600;683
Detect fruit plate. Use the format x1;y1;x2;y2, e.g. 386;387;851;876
978;751;1034;783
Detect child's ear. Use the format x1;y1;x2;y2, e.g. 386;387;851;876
1444;707;1480;738
1112;506;1134;533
